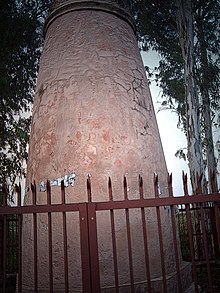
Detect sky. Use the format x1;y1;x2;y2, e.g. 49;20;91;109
141;51;190;195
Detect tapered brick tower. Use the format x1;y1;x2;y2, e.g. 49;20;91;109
22;0;191;292
25;0;167;202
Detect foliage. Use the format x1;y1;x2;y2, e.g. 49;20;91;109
133;0;220;130
0;0;219;193
132;0;188;131
0;0;51;191
132;0;220;190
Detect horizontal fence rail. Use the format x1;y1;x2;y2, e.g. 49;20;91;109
0;172;219;293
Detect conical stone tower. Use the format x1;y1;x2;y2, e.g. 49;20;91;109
22;0;191;292
25;0;166;201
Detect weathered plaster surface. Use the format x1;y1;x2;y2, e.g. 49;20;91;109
26;10;166;201
22;7;181;292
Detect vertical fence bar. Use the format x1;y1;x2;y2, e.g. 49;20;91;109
139;176;151;293
214;203;220;259
7;217;10;272
16;184;22;293
200;206;214;292
31;182;38;292
87;176;92;203
2;186;7;293
182;172;199;293
197;175;214;292
47;181;53;293
210;171;220;259
210;170;218;195
123;176;134;293
87;203;101;293
154;174;167;293
10;216;15;272
79;203;92;293
108;177;119;293
167;174;182;292
193;175;202;262
196;173;202;195
0;220;2;275
210;206;220;259
86;177;101;292
61;180;69;293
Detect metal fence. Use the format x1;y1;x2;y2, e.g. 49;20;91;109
0;173;219;293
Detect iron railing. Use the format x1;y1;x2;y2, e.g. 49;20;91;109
0;173;219;292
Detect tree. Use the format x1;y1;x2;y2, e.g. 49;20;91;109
133;0;219;192
0;0;51;194
0;0;219;195
194;0;220;188
176;0;205;192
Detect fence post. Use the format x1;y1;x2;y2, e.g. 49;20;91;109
154;174;167;293
87;203;101;293
16;184;22;293
182;172;199;293
108;177;119;292
167;173;182;292
31;182;38;292
86;177;100;292
2;186;7;293
210;171;220;259
79;203;92;293
139;176;151;293
123;176;134;293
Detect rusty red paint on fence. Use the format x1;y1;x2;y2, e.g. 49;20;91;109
0;173;219;292
139;175;152;293
168;174;182;293
46;180;53;293
108;177;119;293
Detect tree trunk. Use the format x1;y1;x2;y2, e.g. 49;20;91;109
196;12;218;192
176;0;206;193
203;93;218;190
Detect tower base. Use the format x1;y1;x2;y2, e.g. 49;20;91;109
100;261;192;293
18;262;193;293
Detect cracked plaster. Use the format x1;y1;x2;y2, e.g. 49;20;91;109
27;11;166;195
